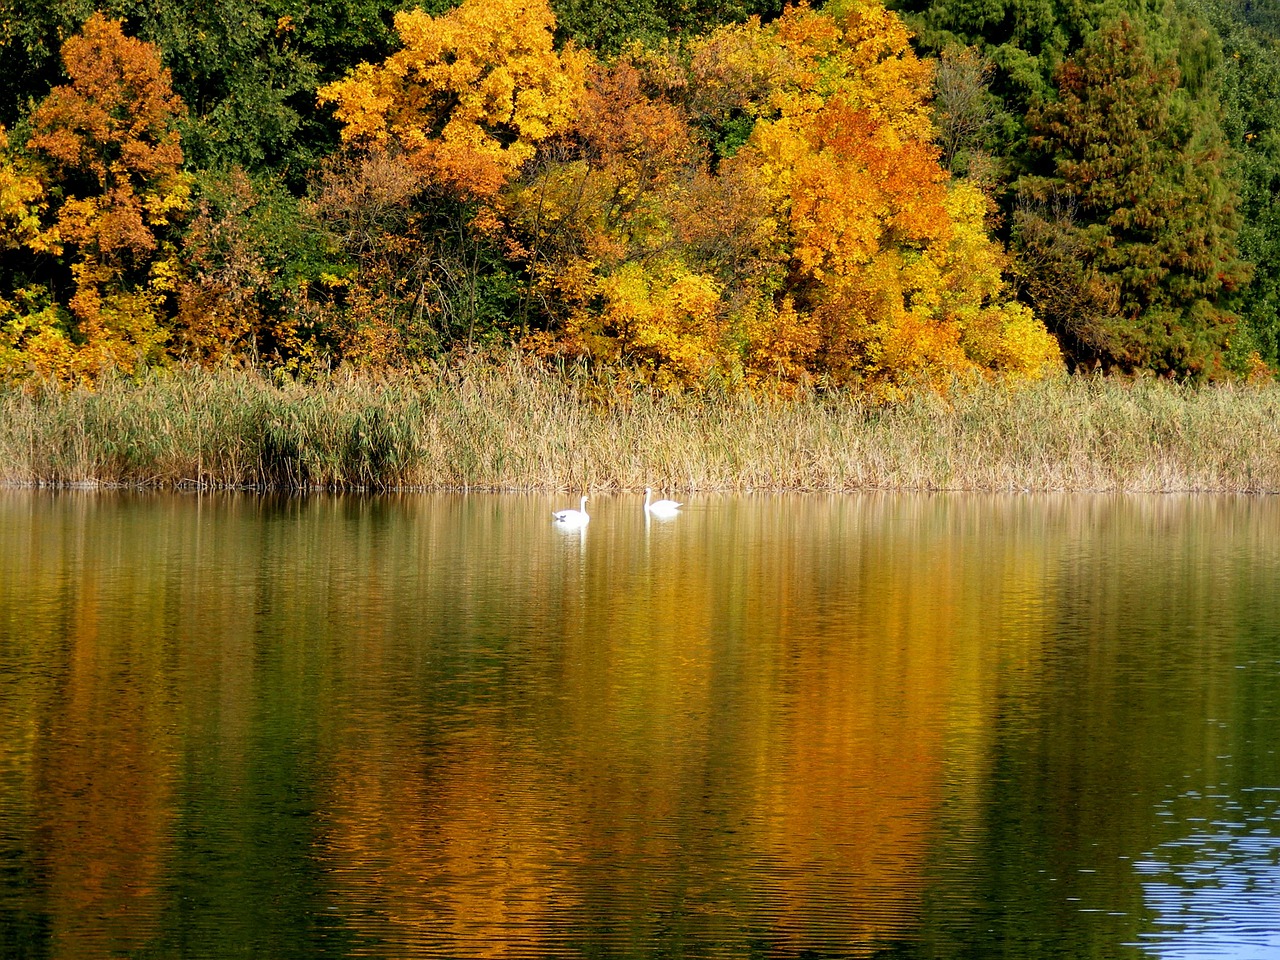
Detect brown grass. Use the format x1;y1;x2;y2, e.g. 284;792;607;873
2;357;1278;492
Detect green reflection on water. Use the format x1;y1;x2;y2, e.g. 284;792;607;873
0;491;1278;958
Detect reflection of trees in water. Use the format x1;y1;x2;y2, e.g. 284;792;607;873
1135;787;1280;959
902;494;1280;960
4;491;1280;958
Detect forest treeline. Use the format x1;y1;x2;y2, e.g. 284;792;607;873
2;0;1279;394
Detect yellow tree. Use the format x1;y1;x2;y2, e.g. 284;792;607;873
315;0;588;357
0;128;53;255
22;13;190;381
317;0;587;201
709;0;1061;395
0;127;65;380
500;0;1059;393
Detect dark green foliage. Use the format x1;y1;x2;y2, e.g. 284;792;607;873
890;0;1270;378
932;43;1007;181
0;0;92;125
551;0;783;54
1018;17;1247;375
1187;0;1280;367
190;169;337;300
889;0;1201;188
176;167;343;364
142;0;321;176
303;149;522;362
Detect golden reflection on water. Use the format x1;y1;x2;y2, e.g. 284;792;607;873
1;490;1278;957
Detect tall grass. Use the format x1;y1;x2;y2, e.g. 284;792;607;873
2;357;1279;492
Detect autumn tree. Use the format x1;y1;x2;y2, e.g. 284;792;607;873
689;0;1059;393
1;14;189;381
0;128;54;256
1019;17;1247;375
318;0;587;200
0;0;425;186
502;0;1059;393
499;51;730;382
312;0;587;359
0;127;64;379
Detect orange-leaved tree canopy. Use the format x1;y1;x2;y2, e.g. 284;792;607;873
317;0;588;201
500;0;1060;394
704;0;1061;395
12;12;190;382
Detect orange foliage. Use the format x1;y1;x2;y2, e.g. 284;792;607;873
28;15;186;195
318;0;587;201
498;0;1058;393
15;13;189;382
711;1;1059;393
576;59;701;227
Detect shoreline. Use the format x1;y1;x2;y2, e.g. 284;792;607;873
3;358;1279;495
2;480;1276;496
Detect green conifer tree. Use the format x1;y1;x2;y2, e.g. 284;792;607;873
1018;16;1247;374
1187;0;1280;369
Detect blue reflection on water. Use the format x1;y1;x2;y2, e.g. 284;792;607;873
1133;787;1280;959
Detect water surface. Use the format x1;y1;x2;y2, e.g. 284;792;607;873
1;490;1278;958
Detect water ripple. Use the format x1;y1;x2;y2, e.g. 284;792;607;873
1132;791;1280;959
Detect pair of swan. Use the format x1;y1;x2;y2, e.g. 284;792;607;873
552;489;682;526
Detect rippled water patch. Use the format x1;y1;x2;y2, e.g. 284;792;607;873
1133;787;1280;958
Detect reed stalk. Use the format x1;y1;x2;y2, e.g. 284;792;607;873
2;358;1278;492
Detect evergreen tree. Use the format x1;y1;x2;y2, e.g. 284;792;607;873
1189;0;1280;368
1018;16;1247;374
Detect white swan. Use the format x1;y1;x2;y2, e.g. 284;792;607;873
552;495;590;526
644;488;682;517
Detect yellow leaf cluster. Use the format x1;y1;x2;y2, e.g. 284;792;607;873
742;296;820;389
318;0;587;199
926;183;1062;379
0;128;58;254
592;261;727;388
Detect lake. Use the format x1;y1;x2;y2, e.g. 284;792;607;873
1;490;1278;958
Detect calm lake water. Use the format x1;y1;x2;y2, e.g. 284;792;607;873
1;489;1278;959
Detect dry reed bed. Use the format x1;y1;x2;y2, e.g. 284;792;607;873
2;359;1278;492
